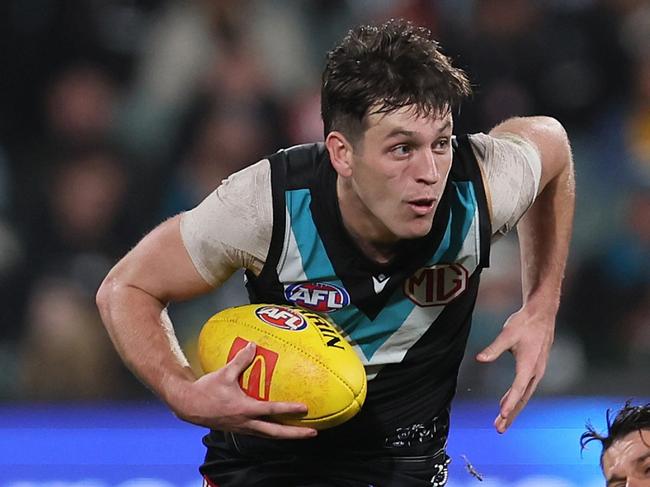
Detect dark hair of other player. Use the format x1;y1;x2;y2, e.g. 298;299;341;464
581;401;650;464
321;19;472;146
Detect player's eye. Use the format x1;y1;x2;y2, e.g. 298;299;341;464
433;138;450;153
391;144;412;158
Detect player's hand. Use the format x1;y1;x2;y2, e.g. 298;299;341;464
475;307;555;433
174;342;318;439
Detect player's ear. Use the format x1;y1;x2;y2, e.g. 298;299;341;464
326;131;354;178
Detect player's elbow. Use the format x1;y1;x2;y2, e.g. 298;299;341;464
535;115;566;136
96;274;115;320
546;117;573;179
539;116;570;160
520;116;570;158
492;115;571;162
528;116;573;191
96;270;125;324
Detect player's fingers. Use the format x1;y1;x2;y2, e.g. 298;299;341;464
499;382;535;432
518;373;542;409
499;387;511;409
500;366;534;417
223;342;257;381
247;399;309;417
243;418;317;439
494;388;513;433
476;330;514;362
495;374;536;433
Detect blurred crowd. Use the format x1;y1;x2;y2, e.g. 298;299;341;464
0;0;647;402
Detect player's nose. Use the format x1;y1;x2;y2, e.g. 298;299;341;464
414;149;440;184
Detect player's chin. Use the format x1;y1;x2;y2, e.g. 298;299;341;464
395;218;434;239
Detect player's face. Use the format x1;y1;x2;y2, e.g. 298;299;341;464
343;106;453;244
602;429;650;486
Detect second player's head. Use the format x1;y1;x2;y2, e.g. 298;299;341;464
581;401;650;486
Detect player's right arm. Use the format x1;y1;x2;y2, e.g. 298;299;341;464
471;117;574;433
96;185;316;440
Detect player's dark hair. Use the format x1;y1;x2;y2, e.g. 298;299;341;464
580;401;650;464
321;19;472;145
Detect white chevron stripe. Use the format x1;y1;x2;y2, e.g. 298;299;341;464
277;206;308;283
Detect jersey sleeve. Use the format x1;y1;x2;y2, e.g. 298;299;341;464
468;132;542;239
179;159;273;286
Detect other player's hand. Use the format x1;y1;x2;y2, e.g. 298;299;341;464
173;342;318;439
475;307;555;433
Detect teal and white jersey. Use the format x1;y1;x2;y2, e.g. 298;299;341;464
245;137;492;437
181;132;541;457
276;170;484;376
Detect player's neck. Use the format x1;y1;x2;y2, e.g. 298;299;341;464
354;237;396;264
336;178;399;264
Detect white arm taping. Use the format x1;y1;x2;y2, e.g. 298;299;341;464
469;132;542;238
179;159;273;286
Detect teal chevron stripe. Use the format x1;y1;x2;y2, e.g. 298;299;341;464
330;287;416;360
286;189;336;278
433;181;477;264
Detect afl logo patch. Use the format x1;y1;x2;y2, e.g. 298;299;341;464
255;305;307;331
284;282;350;312
404;264;469;306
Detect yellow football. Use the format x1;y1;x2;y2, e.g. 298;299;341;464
198;304;367;430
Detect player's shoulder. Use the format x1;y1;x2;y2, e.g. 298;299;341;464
218;158;272;198
225;157;270;181
466;132;540;167
270;142;327;169
467;131;542;236
274;142;326;157
268;142;328;189
218;141;326;200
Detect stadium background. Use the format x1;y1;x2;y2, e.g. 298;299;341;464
0;0;648;485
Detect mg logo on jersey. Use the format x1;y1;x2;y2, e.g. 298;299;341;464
404;263;469;306
255;305;307;330
227;337;278;401
284;282;350;312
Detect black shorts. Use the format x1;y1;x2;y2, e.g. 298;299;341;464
199;430;450;487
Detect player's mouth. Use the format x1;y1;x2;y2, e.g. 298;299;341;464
407;198;436;216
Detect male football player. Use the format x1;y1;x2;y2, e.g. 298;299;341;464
97;19;574;486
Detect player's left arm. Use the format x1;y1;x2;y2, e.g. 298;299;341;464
476;116;575;433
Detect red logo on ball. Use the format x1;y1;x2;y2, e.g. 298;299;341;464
228;337;278;401
255;306;307;331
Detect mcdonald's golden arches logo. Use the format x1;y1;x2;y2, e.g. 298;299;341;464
227;337;279;401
